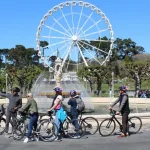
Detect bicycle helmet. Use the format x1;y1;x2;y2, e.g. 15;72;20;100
70;90;77;96
119;86;127;91
12;87;20;93
53;87;62;92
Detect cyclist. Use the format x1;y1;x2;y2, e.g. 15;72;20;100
68;90;80;138
20;93;38;143
109;86;130;138
0;87;22;137
47;87;64;140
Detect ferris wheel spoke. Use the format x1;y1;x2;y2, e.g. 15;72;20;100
80;40;108;55
76;42;88;66
77;11;94;35
45;25;71;38
71;4;75;34
78;42;102;65
41;35;70;40
52;16;72;37
61;41;72;59
59;8;74;35
83;39;111;42
76;5;84;35
43;39;70;49
80;29;108;38
61;43;73;68
78;19;102;37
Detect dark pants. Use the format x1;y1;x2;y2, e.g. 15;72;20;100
27;114;38;138
5;110;17;133
122;113;129;135
68;112;79;130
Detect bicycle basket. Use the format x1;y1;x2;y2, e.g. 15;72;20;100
110;110;116;116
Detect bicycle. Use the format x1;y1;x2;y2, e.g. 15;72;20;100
60;112;86;139
0;104;14;135
99;109;142;136
78;112;99;135
13;111;58;142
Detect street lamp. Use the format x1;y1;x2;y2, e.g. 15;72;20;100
6;73;8;93
111;72;114;98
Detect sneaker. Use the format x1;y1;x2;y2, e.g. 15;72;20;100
73;135;81;139
23;138;29;143
117;134;126;139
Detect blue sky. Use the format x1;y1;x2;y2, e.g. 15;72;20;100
0;0;149;53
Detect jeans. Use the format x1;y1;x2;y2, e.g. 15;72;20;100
5;110;17;133
27;114;38;138
55;115;60;135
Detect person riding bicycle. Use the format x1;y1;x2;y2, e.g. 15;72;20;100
0;87;22;137
109;86;130;138
20;93;38;143
47;87;64;140
68;90;80;138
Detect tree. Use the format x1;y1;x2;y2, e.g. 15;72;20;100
124;62;150;97
114;38;145;61
40;41;49;57
6;45;42;95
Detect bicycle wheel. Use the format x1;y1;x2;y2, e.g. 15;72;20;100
99;118;116;136
0;118;6;134
66;119;86;139
38;119;58;142
82;117;99;135
13;123;26;140
128;116;142;134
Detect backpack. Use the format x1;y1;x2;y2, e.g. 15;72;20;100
75;96;85;112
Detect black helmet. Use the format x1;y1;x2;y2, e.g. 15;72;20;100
70;90;77;96
12;87;20;93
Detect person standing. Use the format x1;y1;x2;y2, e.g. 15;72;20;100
0;87;22;136
20;93;38;143
68;90;80;138
109;86;130;138
47;87;63;140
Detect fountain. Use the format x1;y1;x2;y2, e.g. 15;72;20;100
32;57;94;112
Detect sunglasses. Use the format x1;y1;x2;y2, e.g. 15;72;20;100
27;96;30;97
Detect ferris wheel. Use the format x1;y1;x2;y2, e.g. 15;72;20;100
36;0;114;72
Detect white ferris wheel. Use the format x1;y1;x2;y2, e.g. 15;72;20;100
36;0;114;72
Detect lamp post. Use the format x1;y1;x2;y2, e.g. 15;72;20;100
111;72;114;98
6;73;8;93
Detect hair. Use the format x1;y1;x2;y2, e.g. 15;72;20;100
27;93;33;97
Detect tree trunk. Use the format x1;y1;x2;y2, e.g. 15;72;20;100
87;78;93;94
96;78;102;96
134;73;140;97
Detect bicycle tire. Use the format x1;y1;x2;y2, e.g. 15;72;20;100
0;118;6;134
128;116;142;134
13;123;27;140
99;118;116;136
66;119;86;139
82;117;99;135
38;119;58;142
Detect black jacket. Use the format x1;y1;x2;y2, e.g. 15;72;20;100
68;97;78;116
111;93;130;114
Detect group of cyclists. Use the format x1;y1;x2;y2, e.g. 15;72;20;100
0;85;131;143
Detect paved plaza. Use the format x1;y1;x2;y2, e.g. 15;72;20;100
0;130;150;150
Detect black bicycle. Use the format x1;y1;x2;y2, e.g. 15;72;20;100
13;111;58;142
61;112;86;139
78;112;99;135
99;109;142;136
0;104;7;134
